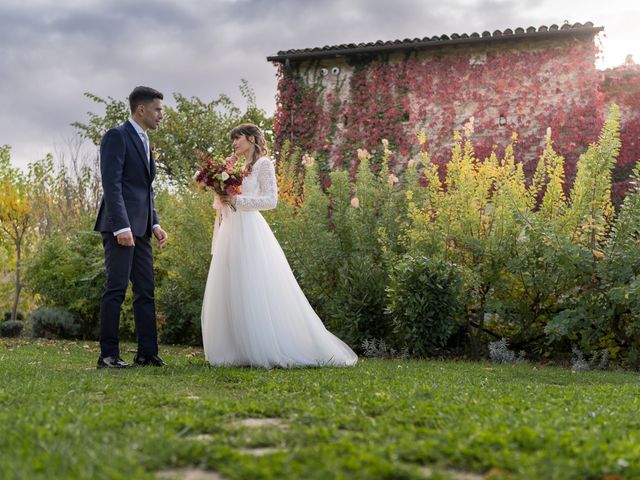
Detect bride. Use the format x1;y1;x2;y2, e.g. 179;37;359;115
201;123;357;368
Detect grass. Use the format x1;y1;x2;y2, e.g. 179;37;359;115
0;339;639;480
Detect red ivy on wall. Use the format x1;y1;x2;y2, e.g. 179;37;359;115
600;63;640;200
273;38;639;199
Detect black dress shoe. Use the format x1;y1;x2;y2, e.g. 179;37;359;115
133;354;166;367
97;356;130;369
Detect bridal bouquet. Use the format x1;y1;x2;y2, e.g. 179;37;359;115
195;151;245;196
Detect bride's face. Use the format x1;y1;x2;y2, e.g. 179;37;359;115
232;134;253;158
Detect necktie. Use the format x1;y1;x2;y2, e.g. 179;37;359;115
141;132;150;161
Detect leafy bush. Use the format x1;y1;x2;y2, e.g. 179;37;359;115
15;95;639;367
154;188;214;345
31;307;80;339
3;311;24;322
0;320;24;337
270;146;400;347
26;224;115;339
325;252;390;344
542;106;637;362
386;254;463;356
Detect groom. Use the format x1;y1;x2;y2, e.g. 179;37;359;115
94;86;168;369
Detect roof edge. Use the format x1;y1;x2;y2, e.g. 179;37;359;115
267;24;604;63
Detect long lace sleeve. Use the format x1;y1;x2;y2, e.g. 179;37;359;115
235;157;278;211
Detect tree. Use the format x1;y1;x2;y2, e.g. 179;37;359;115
72;80;273;186
0;146;34;322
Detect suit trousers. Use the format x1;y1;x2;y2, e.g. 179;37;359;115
99;233;158;358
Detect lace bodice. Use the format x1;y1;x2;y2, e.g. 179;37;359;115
235;156;278;211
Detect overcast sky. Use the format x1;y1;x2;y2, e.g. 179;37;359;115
1;0;638;169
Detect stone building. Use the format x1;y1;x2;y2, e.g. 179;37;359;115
268;22;639;197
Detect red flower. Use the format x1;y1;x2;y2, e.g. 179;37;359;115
195;150;246;196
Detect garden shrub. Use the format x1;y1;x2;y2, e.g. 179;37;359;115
14;99;640;367
275;146;401;346
3;311;24;322
386;254;463;356
31;307;80;339
154;188;214;345
26;225;127;339
0;320;24;337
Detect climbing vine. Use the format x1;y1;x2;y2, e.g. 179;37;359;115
273;37;639;198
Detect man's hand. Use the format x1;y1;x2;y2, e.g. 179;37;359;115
153;227;168;248
116;231;135;247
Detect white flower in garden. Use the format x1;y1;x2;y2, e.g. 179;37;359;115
350;197;360;208
207;147;214;153
464;116;475;136
221;171;230;181
407;159;416;169
302;154;315;167
388;173;399;186
381;138;389;147
357;148;370;161
546;127;552;138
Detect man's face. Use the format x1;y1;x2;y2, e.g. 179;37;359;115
139;98;163;130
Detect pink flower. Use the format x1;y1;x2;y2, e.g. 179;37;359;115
350;197;360;208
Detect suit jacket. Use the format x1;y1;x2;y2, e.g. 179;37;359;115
94;121;159;237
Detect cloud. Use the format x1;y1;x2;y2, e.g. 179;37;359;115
0;0;637;167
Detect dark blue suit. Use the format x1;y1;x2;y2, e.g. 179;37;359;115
94;120;160;358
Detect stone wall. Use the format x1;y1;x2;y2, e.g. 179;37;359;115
274;34;637;195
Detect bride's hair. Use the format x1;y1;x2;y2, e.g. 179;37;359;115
230;123;269;173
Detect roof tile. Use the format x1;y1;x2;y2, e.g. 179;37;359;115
268;22;603;62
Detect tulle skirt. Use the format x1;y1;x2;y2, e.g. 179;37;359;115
201;208;358;368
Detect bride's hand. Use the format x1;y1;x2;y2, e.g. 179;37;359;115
218;193;236;207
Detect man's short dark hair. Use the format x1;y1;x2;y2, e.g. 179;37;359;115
129;86;163;113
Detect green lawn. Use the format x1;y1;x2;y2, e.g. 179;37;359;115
0;339;638;480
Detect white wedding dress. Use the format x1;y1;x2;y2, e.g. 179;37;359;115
201;156;358;368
